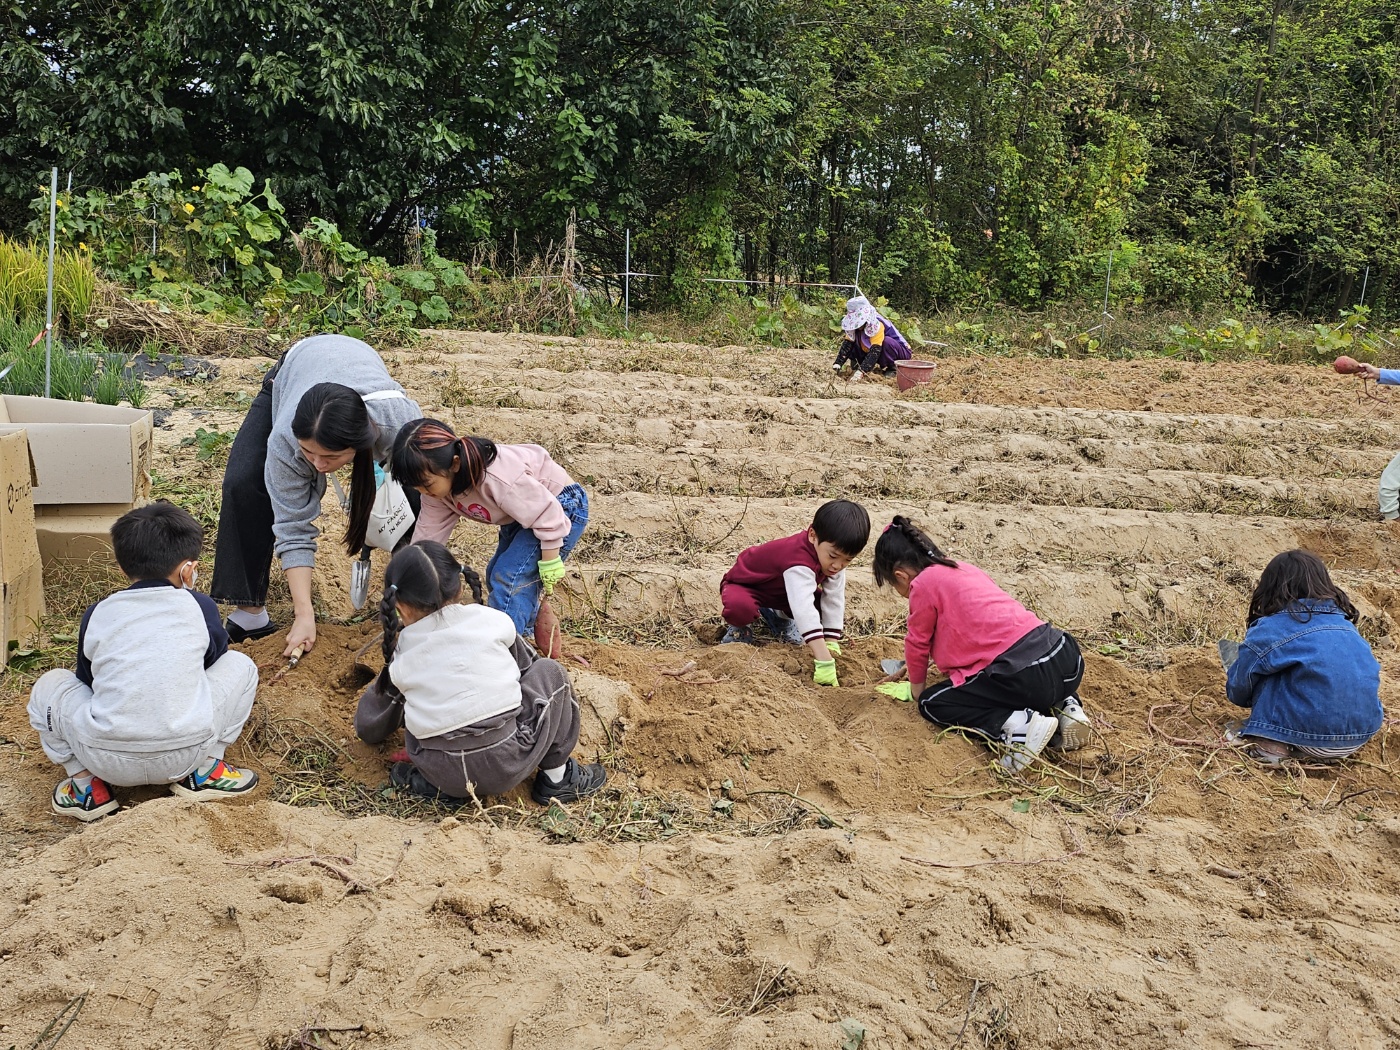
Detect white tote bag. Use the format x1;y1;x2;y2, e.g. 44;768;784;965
365;474;414;550
361;389;416;551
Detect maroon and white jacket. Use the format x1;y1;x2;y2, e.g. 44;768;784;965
720;532;847;642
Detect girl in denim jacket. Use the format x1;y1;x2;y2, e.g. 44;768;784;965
1227;550;1383;764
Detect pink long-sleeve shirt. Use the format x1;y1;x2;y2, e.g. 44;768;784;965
411;443;576;547
904;562;1045;687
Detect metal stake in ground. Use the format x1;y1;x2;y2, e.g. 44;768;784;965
44;166;57;398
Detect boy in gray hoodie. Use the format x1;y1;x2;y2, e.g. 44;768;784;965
28;503;260;821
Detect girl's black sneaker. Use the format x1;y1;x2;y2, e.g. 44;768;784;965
389;761;468;807
531;758;607;805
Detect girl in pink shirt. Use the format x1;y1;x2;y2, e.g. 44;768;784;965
873;517;1091;771
391;419;588;640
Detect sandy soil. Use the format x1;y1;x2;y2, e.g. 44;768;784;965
4;334;1400;1049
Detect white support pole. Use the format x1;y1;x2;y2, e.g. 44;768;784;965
624;228;631;331
1101;247;1114;322
45;167;58;399
1360;265;1370;307
854;242;864;291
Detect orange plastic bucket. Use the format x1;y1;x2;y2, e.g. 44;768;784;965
895;359;936;391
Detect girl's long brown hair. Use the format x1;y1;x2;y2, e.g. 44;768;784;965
1247;549;1358;626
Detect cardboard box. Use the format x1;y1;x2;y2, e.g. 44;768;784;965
35;504;130;564
0;396;155;564
0;396;153;506
0;431;46;667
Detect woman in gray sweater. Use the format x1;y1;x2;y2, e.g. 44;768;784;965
210;335;422;657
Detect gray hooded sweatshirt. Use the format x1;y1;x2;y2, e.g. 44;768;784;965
267;334;422;570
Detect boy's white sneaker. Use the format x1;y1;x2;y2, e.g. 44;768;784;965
1051;696;1092;751
999;710;1058;772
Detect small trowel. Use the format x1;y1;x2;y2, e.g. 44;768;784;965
350;546;372;610
329;474;373;611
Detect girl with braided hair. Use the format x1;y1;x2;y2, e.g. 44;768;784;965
391;419;588;642
871;517;1091;771
353;541;606;805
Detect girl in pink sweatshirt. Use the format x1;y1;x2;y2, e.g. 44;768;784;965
872;517;1091;770
391;419;587;636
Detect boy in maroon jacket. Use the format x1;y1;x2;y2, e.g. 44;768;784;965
719;500;871;686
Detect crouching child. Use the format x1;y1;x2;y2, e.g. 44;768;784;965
355;541;607;805
28;502;260;821
718;499;870;687
1226;549;1383;764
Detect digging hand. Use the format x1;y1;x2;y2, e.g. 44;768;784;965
825;640;842;656
813;659;839;687
876;682;913;703
537;557;566;595
284;616;316;658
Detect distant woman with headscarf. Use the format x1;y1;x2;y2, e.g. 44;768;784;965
832;295;912;382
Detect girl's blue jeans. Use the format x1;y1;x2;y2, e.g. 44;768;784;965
485;484;588;633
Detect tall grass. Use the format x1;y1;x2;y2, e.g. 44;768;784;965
0;317;146;406
0;236;96;331
0;238;45;325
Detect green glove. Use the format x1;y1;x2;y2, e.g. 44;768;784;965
537;556;566;594
825;640;842;656
813;659;838;687
876;682;913;703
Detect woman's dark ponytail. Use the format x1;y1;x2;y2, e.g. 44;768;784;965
291;382;379;554
345;448;375;553
871;515;958;587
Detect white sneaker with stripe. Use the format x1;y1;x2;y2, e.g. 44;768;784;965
999;710;1059;772
1051;696;1092;751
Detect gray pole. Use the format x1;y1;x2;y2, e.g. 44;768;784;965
1360;265;1370;307
624;228;631;331
854;242;864;291
44;167;58;399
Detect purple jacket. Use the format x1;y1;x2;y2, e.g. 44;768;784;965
845;316;912;368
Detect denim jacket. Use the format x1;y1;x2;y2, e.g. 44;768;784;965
1226;601;1383;748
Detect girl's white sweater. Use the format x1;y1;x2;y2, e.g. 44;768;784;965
389;604;523;739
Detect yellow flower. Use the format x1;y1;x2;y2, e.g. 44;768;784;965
183;202;195;214
78;242;88;252
191;185;201;192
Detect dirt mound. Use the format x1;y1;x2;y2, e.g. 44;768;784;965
5;784;1400;1048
